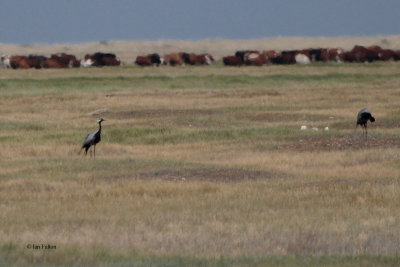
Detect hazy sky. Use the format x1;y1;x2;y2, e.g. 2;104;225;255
1;0;400;44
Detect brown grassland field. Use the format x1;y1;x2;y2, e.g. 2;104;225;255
1;36;400;266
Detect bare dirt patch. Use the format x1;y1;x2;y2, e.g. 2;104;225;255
140;168;280;182
334;120;400;130
279;135;400;151
237;112;330;122
99;168;280;183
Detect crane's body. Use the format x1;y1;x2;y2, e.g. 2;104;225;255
357;108;375;138
80;118;104;158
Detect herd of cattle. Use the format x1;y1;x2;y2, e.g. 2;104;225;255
223;45;400;66
1;45;400;69
0;52;121;69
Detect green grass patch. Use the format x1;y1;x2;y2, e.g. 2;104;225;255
0;72;398;95
106;126;297;145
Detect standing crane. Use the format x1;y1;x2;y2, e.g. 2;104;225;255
79;118;104;158
356;108;375;139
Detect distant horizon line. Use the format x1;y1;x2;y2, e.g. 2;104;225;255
1;34;399;46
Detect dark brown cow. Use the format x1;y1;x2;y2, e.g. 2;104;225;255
9;55;46;69
194;53;214;65
262;50;281;62
327;48;344;62
244;53;268;66
341;51;356;62
296;49;311;58
201;53;214;64
223;55;243;66
234;50;270;66
350;45;379;62
82;52;120;67
135;56;153;66
51;53;80;67
101;55;121;66
135;53;164;66
43;58;67;68
235;50;257;63
181;53;214;65
27;55;47;69
45;53;80;68
270;50;296;64
379;49;400;61
182;53;197;65
308;49;324;62
367;45;382;54
395;50;400;60
366;46;400;61
10;56;30;69
319;49;330;62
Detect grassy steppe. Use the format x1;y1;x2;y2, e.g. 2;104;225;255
1;63;400;266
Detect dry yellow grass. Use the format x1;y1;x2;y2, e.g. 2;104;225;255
1;39;400;265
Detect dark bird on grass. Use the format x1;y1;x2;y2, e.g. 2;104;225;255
356;108;375;138
79;118;104;158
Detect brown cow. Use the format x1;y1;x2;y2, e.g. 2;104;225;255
244;53;268;66
101;56;121;66
135;53;163;66
319;49;330;62
182;53;197;65
223;55;243;66
9;55;45;69
327;48;344;63
164;53;184;66
43;58;67;68
45;53;80;68
262;50;281;62
193;53;214;65
81;52;121;67
51;53;80;67
367;45;382;54
270;50;296;64
181;53;214;65
28;55;47;68
10;55;47;69
200;53;214;65
367;47;400;61
10;56;29;69
234;50;257;64
350;45;379;62
135;56;153;66
341;51;356;62
395;50;400;60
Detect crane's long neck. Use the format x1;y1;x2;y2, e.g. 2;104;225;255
98;122;102;132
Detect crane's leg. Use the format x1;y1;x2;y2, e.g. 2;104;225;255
365;125;368;139
361;124;365;138
94;145;96;159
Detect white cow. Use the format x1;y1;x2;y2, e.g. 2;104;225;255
80;58;94;67
295;53;311;65
1;55;11;68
